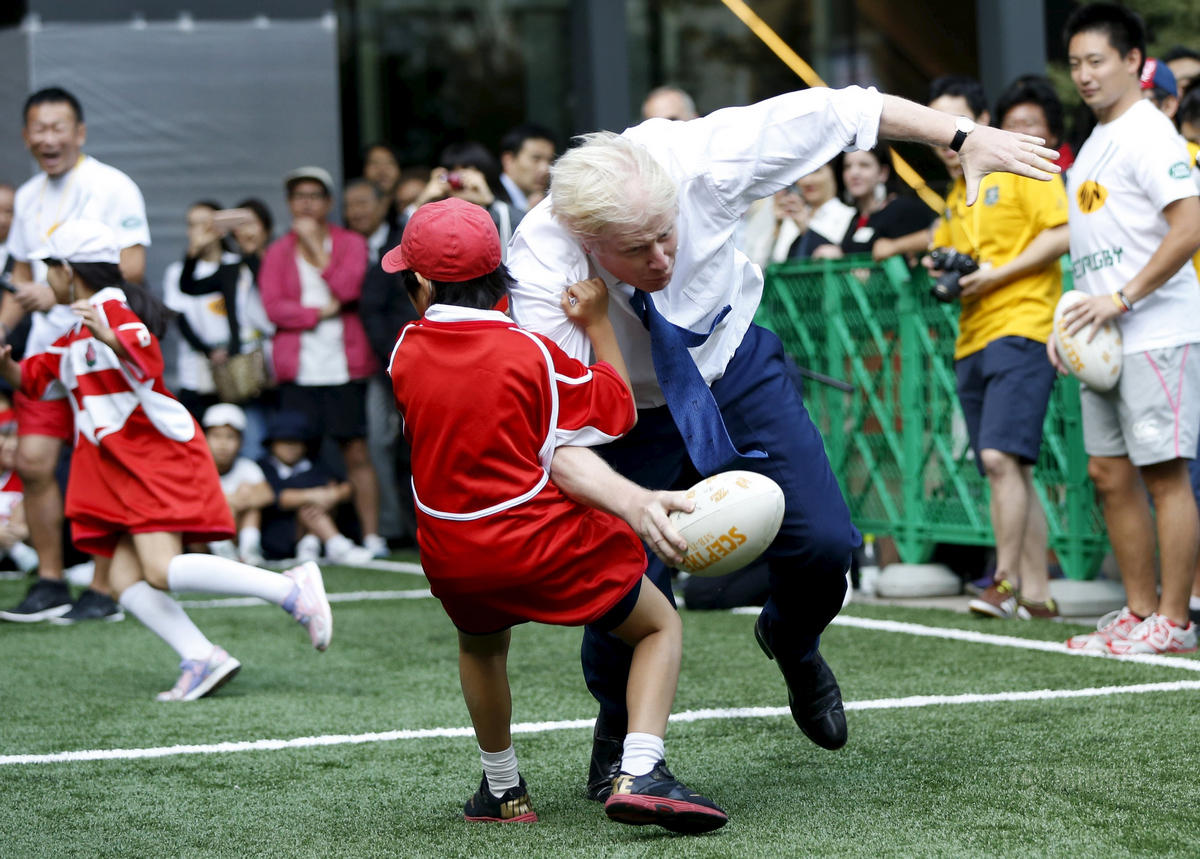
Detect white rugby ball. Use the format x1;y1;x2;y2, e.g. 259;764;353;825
668;471;785;578
1052;290;1122;391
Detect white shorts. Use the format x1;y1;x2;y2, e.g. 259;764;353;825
1081;343;1200;466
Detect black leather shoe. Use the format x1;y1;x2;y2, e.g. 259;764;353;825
586;710;626;801
754;613;847;750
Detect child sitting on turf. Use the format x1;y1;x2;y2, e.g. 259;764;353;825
257;411;374;565
0;219;333;701
202;403;273;565
0;407;39;577
384;197;727;833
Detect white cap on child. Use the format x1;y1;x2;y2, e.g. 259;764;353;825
29;219;121;265
202;403;247;432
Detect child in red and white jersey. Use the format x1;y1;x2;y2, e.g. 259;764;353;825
385;198;727;833
0;220;334;701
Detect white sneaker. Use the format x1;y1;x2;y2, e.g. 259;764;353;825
363;533;389;559
283;560;333;651
1066;606;1143;653
1107;613;1199;655
325;535;375;566
156;646;241;702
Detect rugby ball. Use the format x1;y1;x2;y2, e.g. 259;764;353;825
1052;290;1122;391
669;471;785;578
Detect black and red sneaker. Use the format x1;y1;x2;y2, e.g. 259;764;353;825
604;761;727;834
463;774;538;823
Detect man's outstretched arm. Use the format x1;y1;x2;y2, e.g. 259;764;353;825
879;94;1061;205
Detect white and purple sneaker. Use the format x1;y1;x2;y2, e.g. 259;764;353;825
156;646;241;702
283;561;333;651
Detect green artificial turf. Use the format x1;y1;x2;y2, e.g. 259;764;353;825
2;559;1198;857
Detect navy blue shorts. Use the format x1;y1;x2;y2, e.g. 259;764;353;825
955;336;1057;473
581;323;859;718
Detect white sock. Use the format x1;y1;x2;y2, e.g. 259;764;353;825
119;580;213;661
238;527;262;554
1190;595;1200;612
479;744;520;797
166;554;293;606
620;732;665;777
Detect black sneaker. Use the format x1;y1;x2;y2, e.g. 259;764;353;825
604;760;728;833
0;578;73;623
463;774;538;823
586;709;626;801
49;588;125;625
754;613;847;750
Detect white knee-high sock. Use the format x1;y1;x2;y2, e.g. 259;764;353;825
621;732;665;777
119;581;213;661
479;745;520;796
166;554;294;605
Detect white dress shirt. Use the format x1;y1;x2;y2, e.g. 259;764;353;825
507;86;883;408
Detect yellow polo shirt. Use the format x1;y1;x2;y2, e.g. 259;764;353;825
933;173;1068;359
1190;140;1200;276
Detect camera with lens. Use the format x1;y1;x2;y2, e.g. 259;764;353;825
927;247;978;303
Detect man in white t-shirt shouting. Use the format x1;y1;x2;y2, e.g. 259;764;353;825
0;87;150;624
1055;4;1200;655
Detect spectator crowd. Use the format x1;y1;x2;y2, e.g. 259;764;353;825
1;4;1198;656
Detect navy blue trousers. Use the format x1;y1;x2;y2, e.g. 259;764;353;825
584;323;860;722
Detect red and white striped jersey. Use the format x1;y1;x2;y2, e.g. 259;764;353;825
18;287;233;554
21;287;197;447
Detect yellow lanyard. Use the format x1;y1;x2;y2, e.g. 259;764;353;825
35;155;85;239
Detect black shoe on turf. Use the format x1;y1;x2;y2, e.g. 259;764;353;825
586;710;626;801
463;774;538;823
49;588;125;625
604;760;728;834
755;612;847;750
0;578;73;623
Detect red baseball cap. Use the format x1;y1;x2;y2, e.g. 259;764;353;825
381;198;502;282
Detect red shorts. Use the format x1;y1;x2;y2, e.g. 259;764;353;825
14;390;73;441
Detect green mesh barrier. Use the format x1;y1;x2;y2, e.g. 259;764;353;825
756;255;1108;579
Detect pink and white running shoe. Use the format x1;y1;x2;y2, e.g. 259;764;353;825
1065;606;1143;653
156;646;241;702
1107;613;1199;655
283;561;333;651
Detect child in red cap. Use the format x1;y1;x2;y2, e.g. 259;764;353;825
385;198;727;833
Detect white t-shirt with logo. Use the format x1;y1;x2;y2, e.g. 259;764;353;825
1067;99;1200;354
8;155;151;355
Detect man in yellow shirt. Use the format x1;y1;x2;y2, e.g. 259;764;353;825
925;76;1071;619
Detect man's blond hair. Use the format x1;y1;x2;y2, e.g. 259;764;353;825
550;132;678;244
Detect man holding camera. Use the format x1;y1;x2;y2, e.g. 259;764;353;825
925;76;1070;620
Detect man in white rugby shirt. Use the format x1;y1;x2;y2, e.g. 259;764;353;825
0;88;149;624
507;81;1061;799
1055;4;1200;655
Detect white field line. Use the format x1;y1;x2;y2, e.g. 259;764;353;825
731;607;1200;674
179;589;431;609
3;680;1199;766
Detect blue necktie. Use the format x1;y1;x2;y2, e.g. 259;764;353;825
628;290;766;474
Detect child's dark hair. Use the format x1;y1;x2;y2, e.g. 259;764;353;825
994;75;1065;144
69;262;176;338
402;265;513;311
928;75;988;118
1063;2;1146;72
